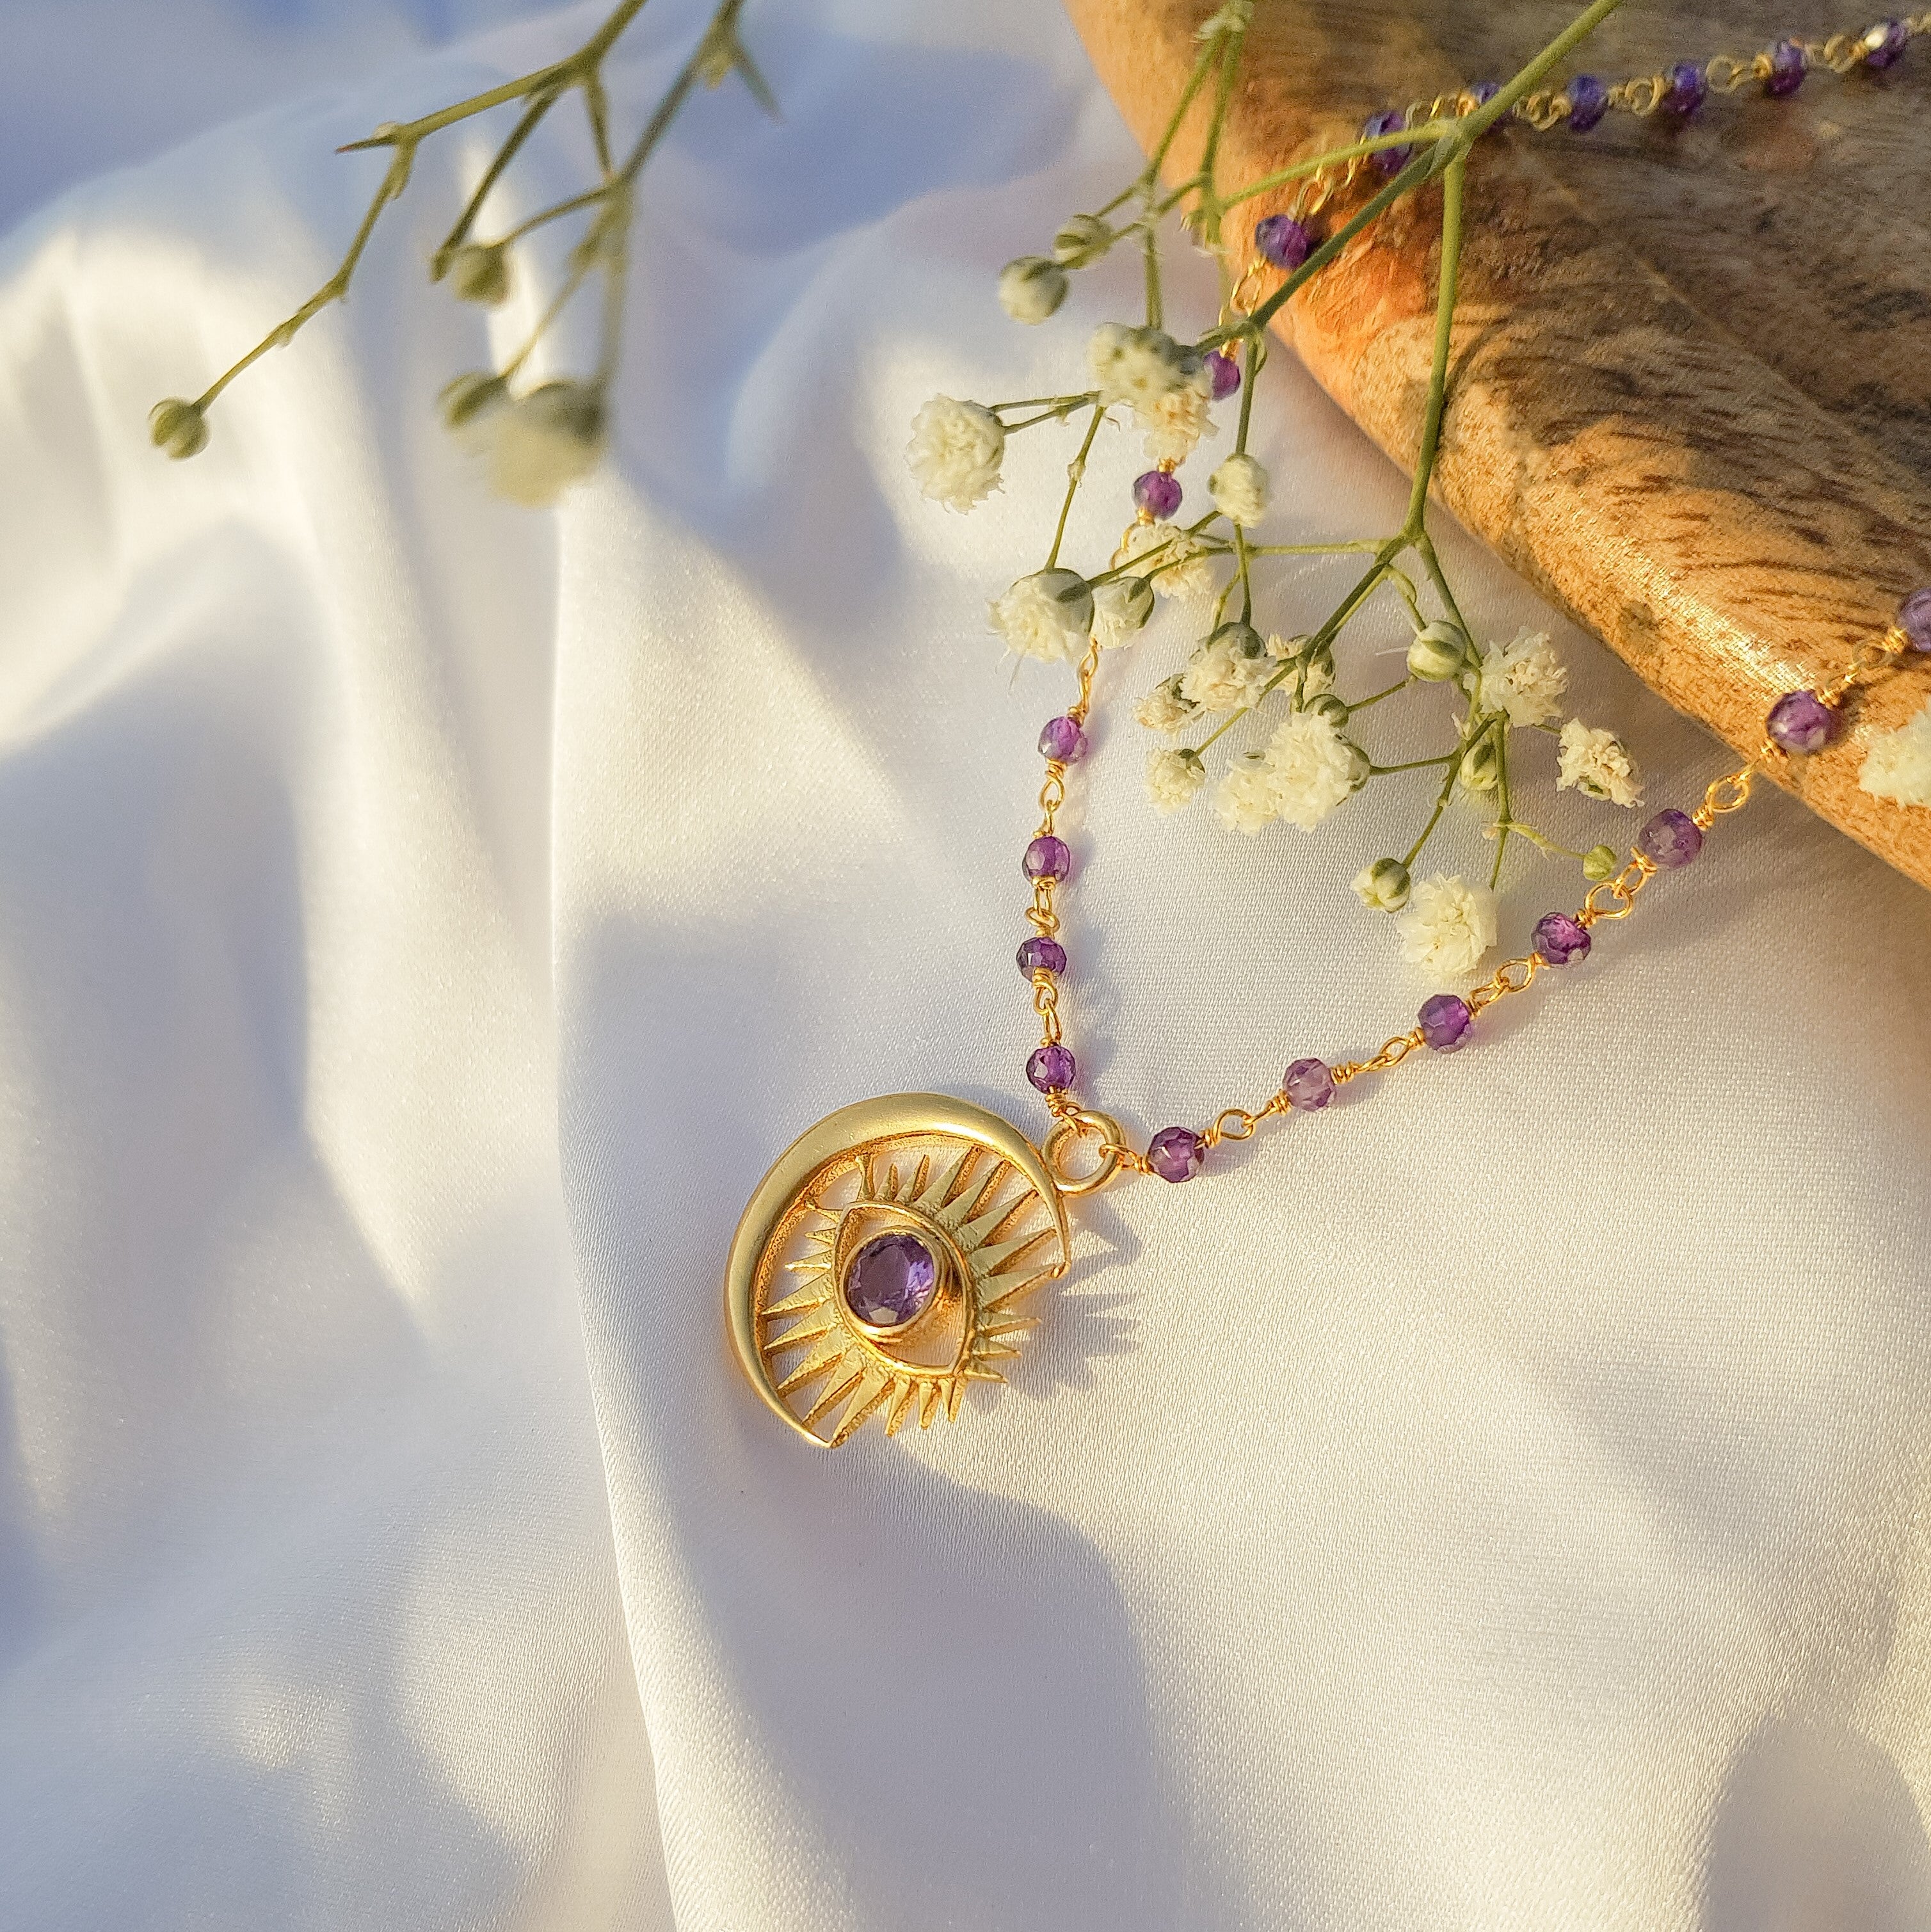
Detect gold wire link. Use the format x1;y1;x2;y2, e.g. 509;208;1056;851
1513;88;1571;130
1704;54;1758;92
1692;764;1757;829
1202;1107;1259;1148
1611;73;1671;115
1464;953;1540;1015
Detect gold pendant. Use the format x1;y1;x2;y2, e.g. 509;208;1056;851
725;1094;1112;1447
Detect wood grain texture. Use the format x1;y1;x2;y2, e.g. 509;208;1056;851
1062;0;1931;887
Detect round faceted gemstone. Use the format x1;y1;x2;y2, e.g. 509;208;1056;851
1863;17;1910;67
1418;993;1473;1052
1134;469;1183;519
1039;714;1088;762
1898;586;1931;652
1566;72;1610;131
1027;1043;1075;1091
1363;108;1412;173
1254;213;1312;271
1283;1056;1335;1110
1147;1126;1205;1182
1766;38;1807;94
1023;835;1072;882
1205;350;1242;401
1639;807;1704;868
1465;79;1501;112
1767;688;1839;753
1665;61;1708;113
844;1230;939;1328
1532;910;1592;965
1016;935;1068;976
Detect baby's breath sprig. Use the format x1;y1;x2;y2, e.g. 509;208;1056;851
907;0;1647;983
149;0;774;504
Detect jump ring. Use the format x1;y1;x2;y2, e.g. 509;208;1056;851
1043;1109;1126;1197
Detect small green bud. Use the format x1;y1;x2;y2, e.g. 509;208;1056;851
439;370;509;429
1109;575;1156;632
449;241;511;305
1037;567;1094;636
1302;641;1336;692
1306;692;1349;729
1344;739;1373;789
1052;214;1114;269
1583;842;1619;881
1459;738;1501;791
1352;857;1411;911
148;397;209;460
1208;620;1267;662
1407;619;1470;682
998;255;1068;325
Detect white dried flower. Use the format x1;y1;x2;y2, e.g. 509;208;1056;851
1265;631;1302;661
1147;747;1206;812
1135;676;1196;734
1141;383;1215;465
1091;576;1155;648
1859;700;1931;807
1208;452;1269;527
1089;324;1190;412
989;570;1092;663
1353;857;1412;910
1397;873;1499;980
1214;761;1279;835
999;256;1067;324
1476;629;1567;727
1262;708;1358;832
1557;718;1643;807
467;380;605;506
1180;625;1272;713
905;396;1005;512
1115;520;1215;601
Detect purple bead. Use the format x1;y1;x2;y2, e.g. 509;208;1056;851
1027;1043;1075;1092
1566;72;1610;131
1897;586;1931;651
1767;688;1839;754
1017;935;1067;976
1466;79;1502;112
1205;350;1242;401
1134;469;1183;520
1023;835;1071;882
1638;807;1704;868
844;1230;939;1328
1362;108;1412;174
1766;39;1807;95
1863;18;1911;67
1146;1126;1205;1183
1665;61;1708;114
1532;911;1592;965
1254;213;1312;271
1039;714;1088;763
1283;1057;1335;1111
1418;993;1473;1053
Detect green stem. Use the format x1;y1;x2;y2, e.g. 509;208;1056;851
1045;405;1106;572
1401;154;1464;539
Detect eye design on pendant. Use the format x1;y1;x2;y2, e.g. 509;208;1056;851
726;1096;1071;1447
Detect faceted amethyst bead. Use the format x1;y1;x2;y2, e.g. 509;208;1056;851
1665;61;1708;113
1566;72;1610;131
844;1231;939;1328
1363;108;1412;173
1766;38;1807;95
1016;935;1067;976
1898;586;1931;652
1418;993;1473;1053
1283;1057;1335;1111
1532;911;1592;965
1134;469;1183;520
1146;1126;1205;1183
1254;213;1312;271
1767;688;1839;754
1039;714;1088;763
1638;807;1704;868
1863;18;1911;67
1022;835;1071;882
1027;1043;1075;1092
1466;79;1501;111
1205;350;1242;401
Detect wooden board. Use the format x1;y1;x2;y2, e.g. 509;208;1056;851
1063;0;1931;888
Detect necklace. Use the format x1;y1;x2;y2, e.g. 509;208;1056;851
725;14;1931;1449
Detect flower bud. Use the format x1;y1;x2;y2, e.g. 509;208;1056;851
1344;739;1373;789
1407;620;1470;682
1352;857;1411;910
1052;214;1114;269
449;241;511;305
1038;567;1094;636
148;397;209;460
998;255;1068;325
1459;737;1501;791
1306;692;1349;729
440;371;509;430
1301;642;1336;694
1208;620;1266;662
1110;575;1155;632
1583;842;1619;881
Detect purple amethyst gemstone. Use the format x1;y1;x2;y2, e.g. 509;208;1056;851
1465;79;1502;112
1027;1043;1076;1092
844;1230;939;1328
1863;18;1911;67
1638;807;1704;868
1898;586;1931;651
1532;911;1592;965
1016;935;1067;976
1566;72;1610;131
1767;688;1839;754
1665;61;1708;114
1134;469;1183;520
1022;835;1071;882
1418;993;1473;1053
1363;108;1413;174
1283;1057;1336;1111
1205;350;1242;401
1766;38;1807;95
1039;714;1088;763
1254;213;1312;271
1146;1126;1205;1183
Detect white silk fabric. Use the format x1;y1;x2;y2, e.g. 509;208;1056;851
4;1;1931;1927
